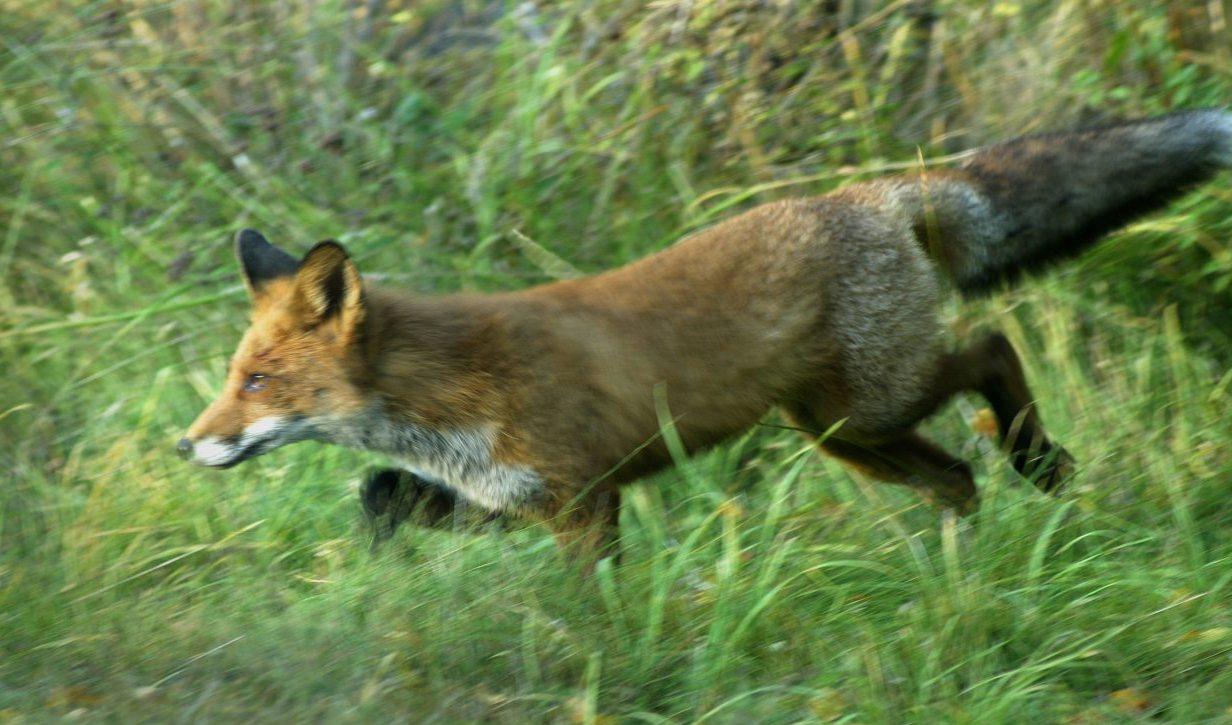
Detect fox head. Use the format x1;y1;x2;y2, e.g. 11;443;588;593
178;229;370;468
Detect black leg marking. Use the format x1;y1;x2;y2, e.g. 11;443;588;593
359;467;505;551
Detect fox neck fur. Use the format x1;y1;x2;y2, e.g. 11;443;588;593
324;292;549;514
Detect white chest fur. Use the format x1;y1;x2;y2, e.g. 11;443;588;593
333;413;545;513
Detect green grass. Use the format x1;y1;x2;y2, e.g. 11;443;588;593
3;1;1232;721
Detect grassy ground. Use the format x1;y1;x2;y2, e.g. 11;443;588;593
3;1;1232;721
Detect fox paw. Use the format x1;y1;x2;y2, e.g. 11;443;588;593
953;491;981;517
360;468;403;521
359;467;423;551
916;484;979;517
1012;444;1075;494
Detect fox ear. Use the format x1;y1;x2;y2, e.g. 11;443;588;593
236;229;298;298
294;241;363;333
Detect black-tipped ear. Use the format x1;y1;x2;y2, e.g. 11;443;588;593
236;229;298;295
294;241;363;331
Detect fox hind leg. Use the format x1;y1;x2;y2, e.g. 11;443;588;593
826;434;979;514
935;333;1075;493
789;413;979;514
876;332;1075;493
786;331;1072;509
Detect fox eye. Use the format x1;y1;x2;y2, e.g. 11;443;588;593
243;373;268;393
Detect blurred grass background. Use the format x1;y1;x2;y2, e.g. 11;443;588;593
2;0;1232;721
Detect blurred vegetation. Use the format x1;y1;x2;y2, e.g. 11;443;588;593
2;1;1231;721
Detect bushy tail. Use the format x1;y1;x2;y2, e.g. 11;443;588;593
909;110;1232;294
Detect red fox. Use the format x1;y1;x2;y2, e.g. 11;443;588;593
179;110;1232;560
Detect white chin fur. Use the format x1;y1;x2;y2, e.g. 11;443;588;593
190;415;302;467
191;437;242;467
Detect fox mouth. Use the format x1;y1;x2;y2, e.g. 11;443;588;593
205;438;272;469
189;435;270;468
184;415;313;468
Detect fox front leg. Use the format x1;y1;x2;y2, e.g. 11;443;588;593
360;468;458;550
358;468;504;551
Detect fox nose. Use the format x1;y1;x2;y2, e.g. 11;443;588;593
176;437;194;460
